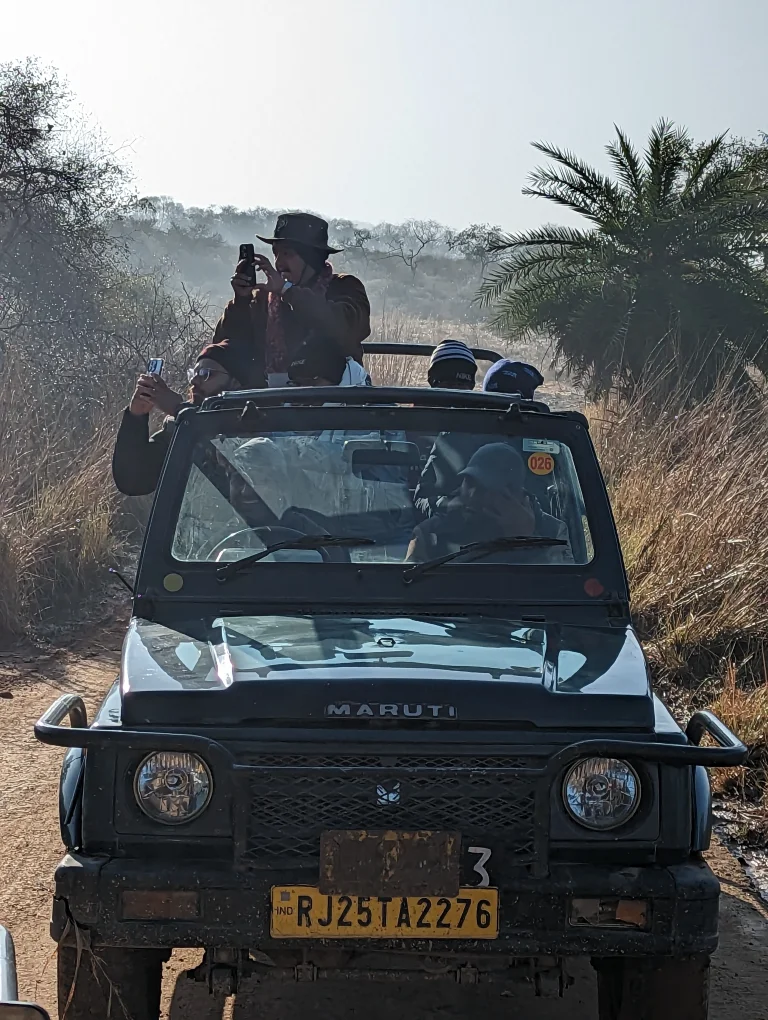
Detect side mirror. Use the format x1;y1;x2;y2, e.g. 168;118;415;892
0;926;50;1020
0;1006;51;1019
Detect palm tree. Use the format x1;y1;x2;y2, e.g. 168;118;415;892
481;121;768;397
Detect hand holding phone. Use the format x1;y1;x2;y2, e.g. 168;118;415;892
239;243;257;287
147;358;164;377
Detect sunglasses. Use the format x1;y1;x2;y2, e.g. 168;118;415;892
188;366;228;382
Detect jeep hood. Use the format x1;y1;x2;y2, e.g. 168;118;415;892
119;614;656;730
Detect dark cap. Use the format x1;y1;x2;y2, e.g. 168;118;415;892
288;336;347;386
257;213;342;254
427;339;478;388
197;340;259;388
483;359;544;399
458;443;525;492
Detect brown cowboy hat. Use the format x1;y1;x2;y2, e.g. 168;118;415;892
257;213;343;254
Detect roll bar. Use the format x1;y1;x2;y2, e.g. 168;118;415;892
361;342;502;364
202;386;553;415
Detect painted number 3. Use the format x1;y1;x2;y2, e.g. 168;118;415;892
468;846;492;887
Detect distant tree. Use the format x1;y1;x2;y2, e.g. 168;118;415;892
380;219;444;277
330;219;377;262
446;223;502;276
0;58;129;369
0;58;125;265
481;121;768;397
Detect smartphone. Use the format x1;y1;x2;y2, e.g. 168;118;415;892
239;243;257;287
147;358;164;377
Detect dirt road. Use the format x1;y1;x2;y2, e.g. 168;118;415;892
2;626;768;1019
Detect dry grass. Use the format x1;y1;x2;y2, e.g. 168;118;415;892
708;663;768;811
591;384;768;680
0;362;120;633
711;664;768;754
590;382;768;820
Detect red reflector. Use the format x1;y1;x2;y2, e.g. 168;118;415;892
121;890;199;920
569;897;649;929
584;578;605;597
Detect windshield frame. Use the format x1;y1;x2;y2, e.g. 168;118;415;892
135;400;627;610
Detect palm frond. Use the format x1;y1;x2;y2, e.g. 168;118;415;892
645;119;689;207
525;163;625;222
681;133;729;199
607;126;645;199
682;160;757;211
530;141;623;206
490;224;598;253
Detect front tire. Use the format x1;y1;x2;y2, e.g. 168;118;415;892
594;955;710;1020
57;944;165;1020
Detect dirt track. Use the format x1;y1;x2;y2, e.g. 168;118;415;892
2;625;768;1019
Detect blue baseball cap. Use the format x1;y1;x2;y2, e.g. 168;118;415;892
483;359;544;399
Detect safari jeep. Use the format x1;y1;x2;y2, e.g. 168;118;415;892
36;345;746;1020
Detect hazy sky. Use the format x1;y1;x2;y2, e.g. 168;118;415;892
4;0;767;231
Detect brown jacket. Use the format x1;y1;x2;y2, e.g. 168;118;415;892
212;274;370;386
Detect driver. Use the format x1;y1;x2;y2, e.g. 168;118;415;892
405;444;570;564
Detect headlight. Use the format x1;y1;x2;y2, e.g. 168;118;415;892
563;757;640;831
134;752;212;825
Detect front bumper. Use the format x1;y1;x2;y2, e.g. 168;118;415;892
53;853;720;958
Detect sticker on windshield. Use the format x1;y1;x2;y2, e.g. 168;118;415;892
523;439;560;454
528;453;555;475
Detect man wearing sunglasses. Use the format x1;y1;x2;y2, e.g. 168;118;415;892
112;340;255;496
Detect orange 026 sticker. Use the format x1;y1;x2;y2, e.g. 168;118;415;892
528;453;554;475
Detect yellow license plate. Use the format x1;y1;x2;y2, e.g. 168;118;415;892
270;886;498;939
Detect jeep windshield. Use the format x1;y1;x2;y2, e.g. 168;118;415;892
170;428;593;567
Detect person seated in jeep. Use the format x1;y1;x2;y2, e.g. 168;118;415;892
112;340;257;497
426;339;477;390
406;443;571;564
482;358;544;399
414;359;545;517
213;213;371;387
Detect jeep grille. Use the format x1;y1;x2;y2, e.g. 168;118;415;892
235;754;542;868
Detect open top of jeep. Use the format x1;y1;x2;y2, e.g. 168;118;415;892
37;343;746;1020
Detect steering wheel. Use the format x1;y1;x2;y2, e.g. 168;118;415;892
207;525;352;564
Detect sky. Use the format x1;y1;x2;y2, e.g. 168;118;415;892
3;0;768;232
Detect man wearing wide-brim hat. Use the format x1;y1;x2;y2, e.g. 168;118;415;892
212;212;370;387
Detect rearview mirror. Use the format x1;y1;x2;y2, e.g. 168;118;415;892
342;439;419;462
0;1005;51;1019
351;449;420;469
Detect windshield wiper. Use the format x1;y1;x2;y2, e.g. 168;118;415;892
402;536;567;585
217;535;375;582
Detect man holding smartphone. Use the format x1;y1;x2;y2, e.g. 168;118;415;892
213;213;370;387
112;341;257;496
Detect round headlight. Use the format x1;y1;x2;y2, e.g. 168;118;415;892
563;757;640;831
134;752;212;825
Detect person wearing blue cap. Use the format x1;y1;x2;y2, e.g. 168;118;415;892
483;359;544;399
414;356;544;516
407;443;570;563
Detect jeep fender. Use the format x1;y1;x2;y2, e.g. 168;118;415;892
691;765;712;852
59;747;84;851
